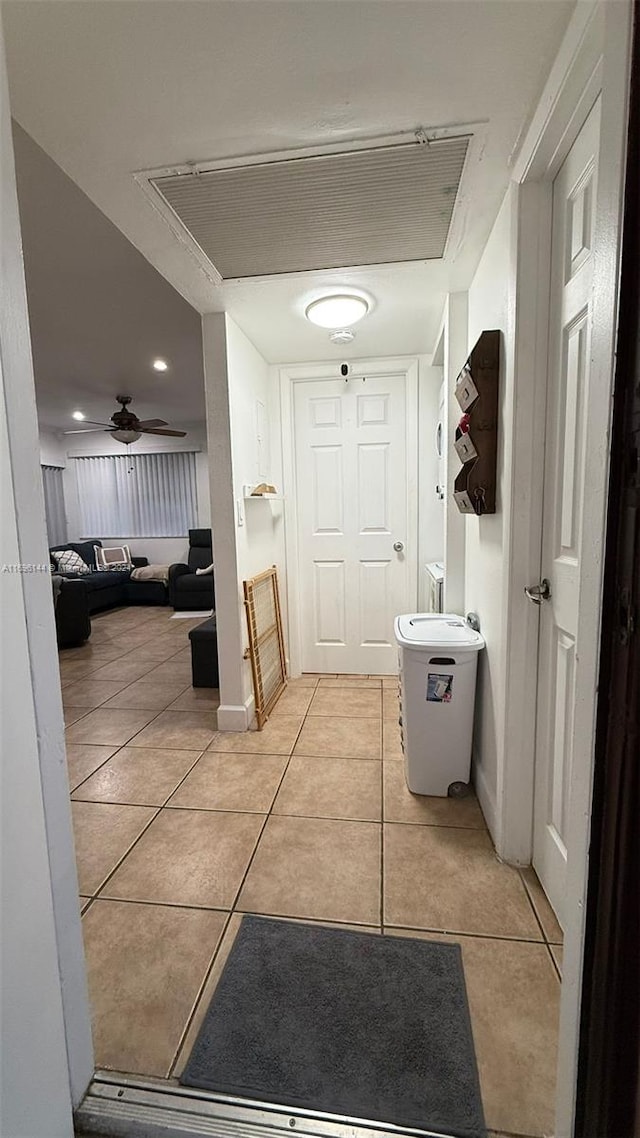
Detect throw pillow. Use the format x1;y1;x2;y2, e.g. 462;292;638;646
94;544;133;571
51;549;90;575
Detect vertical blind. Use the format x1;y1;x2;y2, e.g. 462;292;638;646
41;465;67;545
74;452;197;537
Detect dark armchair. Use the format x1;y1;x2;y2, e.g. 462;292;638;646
168;528;215;612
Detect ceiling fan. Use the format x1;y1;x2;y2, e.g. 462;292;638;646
64;395;187;444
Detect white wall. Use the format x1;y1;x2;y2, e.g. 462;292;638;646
39;424;67;467
417;361;444;598
442;292;469;614
202;313;284;729
38;421;210;566
226;318;285;707
464;184;516;840
1;25;91;1135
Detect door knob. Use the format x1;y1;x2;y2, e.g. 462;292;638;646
393;541;405;553
524;578;551;605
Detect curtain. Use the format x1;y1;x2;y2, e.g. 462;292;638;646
41;465;67;545
73;451;197;538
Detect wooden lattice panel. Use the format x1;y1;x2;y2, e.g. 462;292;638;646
243;566;287;729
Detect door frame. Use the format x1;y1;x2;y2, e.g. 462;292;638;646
498;2;633;1134
279;357;419;677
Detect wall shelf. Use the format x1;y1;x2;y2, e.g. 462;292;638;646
452;330;500;516
243;484;283;501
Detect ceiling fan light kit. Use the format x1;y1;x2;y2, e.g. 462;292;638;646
63;395;187;444
111;429;142;443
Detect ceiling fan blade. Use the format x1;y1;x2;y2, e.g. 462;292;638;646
136;418;168;429
63;427;111;434
140;427;187;437
82;420;113;427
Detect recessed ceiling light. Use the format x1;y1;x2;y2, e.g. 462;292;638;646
305;294;369;329
330;330;355;345
152;358;168;372
72;411;85;421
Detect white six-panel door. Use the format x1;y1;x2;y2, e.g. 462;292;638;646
294;371;415;674
533;98;601;926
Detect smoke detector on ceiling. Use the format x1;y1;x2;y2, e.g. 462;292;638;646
330;330;355;345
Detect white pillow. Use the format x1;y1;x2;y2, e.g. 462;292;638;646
94;544;133;571
51;549;90;575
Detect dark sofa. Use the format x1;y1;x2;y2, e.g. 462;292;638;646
49;539;168;614
168;529;215;611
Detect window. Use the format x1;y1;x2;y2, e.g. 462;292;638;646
73;452;197;537
41;465;67;545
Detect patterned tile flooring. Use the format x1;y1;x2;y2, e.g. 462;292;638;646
62;606;562;1137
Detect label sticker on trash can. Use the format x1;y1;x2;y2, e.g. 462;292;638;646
427;674;453;702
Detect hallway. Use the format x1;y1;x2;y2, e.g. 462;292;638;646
64;605;560;1137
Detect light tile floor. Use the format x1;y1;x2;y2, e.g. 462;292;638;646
63;606;562;1138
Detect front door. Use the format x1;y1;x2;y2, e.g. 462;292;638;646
294;370;416;674
532;98;601;926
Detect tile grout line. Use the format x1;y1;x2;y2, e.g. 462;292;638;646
69;657;199;845
60;622;187;686
166;696;315;1079
382;924;551;945
82;741;210;909
168;676;387;1074
222;698;312;915
545;941;562;984
84;895;231;915
67;681;206;789
166;908;235;1079
518;869;559;949
76;631;303;919
80;804;163;917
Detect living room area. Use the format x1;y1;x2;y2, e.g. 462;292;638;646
14;123;216;644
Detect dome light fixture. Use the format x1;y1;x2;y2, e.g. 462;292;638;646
152;358;169;372
111;428;142;444
72;410;86;421
305;294;368;329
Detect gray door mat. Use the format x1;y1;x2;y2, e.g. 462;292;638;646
180;916;486;1138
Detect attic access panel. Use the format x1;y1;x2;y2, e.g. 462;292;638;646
152;137;469;279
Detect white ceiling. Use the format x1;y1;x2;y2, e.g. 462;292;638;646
13;125;205;430
4;0;574;366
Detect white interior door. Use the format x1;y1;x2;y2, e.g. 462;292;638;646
532;98;601;927
294;372;415;674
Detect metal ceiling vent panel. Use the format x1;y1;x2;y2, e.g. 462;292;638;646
151;136;469;279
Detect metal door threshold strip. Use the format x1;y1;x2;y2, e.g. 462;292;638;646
76;1072;454;1138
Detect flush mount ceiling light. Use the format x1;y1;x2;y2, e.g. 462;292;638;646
152;358;168;372
330;330;355;345
72;410;85;421
305;294;368;329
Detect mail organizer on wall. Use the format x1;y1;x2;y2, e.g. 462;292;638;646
453;329;500;515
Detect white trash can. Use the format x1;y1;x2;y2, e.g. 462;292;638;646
394;613;485;797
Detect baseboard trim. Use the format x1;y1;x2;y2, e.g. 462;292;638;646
216;704;249;732
217;692;256;733
472;757;499;848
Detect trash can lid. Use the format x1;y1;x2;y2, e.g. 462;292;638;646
394;613;485;651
